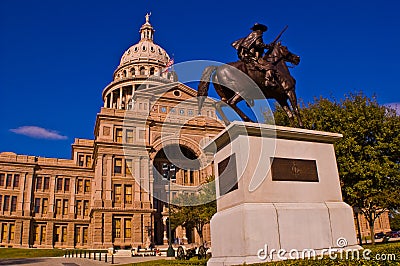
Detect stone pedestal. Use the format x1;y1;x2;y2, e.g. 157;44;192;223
203;122;360;265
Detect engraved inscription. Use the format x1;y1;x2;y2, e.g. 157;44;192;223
271;157;319;182
218;154;238;196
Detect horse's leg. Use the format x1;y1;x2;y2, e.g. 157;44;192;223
215;101;231;126
228;102;254;123
276;97;295;126
286;89;303;127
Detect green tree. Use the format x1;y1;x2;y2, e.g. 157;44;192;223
390;211;400;231
274;92;400;244
170;177;217;245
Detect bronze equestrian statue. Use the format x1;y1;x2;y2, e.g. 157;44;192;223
197;23;303;127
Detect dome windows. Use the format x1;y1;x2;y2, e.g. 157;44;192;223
142;45;146;51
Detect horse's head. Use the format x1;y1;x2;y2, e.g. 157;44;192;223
266;42;300;66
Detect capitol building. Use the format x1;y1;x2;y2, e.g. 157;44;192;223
0;15;224;249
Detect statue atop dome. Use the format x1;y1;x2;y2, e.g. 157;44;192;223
145;12;151;23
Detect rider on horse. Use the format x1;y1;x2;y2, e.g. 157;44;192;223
232;23;277;87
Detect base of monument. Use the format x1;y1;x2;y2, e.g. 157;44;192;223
208;202;361;265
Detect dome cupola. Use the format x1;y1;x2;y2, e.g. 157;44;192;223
102;14;177;110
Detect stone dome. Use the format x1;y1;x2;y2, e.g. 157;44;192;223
119;14;170;67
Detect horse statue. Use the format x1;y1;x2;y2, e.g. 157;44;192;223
197;41;303;127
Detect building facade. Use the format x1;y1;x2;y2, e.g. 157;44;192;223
0;15;223;249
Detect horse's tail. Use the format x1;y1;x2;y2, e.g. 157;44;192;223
197;66;217;115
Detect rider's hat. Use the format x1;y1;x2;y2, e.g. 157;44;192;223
250;23;268;32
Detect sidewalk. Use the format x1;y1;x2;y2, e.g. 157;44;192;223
0;256;168;266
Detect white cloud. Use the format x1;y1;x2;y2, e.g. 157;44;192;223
10;126;68;140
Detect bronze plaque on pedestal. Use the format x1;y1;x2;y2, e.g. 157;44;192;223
218;154;238;195
271;157;319;182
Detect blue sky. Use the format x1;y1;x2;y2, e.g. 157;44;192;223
0;0;399;159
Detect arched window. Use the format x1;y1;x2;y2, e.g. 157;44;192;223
123;70;127;78
149;67;155;75
140;67;146;75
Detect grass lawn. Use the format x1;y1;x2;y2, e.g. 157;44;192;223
0;248;65;259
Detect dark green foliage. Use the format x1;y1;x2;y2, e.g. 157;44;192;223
170;177;217;245
389;212;400;231
274;92;400;244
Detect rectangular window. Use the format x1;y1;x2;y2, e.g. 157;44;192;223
34;224;39;241
0;195;2;211
126;129;134;143
125;159;133;176
56;178;63;192
6;174;12;188
40;226;46;243
83;201;89;217
0;174;4;186
3;196;10;211
55;199;61;215
9;224;15;241
75;226;81;244
64;178;70;192
63;199;68;215
125;185;132;204
1;224;8;242
77;179;83;193
78;155;84;167
55;226;60;242
76;200;82;217
61;227;67;242
84;180;90;193
86;155;91;167
36;176;42;191
10;196;17;212
114;158;122;174
189;171;194;184
115;128;123;143
42;198;48;214
114;185;122;203
43;177;50;190
114;218;121;238
124;219;131;238
34;198;41;213
83;227;88;244
13;174;19;188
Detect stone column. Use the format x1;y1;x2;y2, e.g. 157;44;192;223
119;87;123;109
23;172;34;217
103;212;113;247
20;220;31;247
48;175;56;218
67;222;75;248
14;220;24;247
92;211;104;248
104;155;113;208
132;214;142;247
69;177;76;219
93;154;103;208
46;221;54;248
182;227;188;244
162;216;168;245
110;91;114;109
